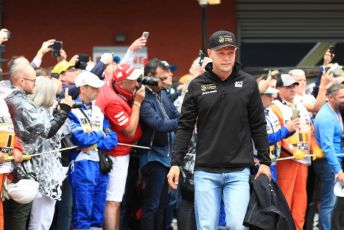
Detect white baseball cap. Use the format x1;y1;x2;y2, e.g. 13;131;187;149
276;74;299;87
75;71;104;88
5;179;39;204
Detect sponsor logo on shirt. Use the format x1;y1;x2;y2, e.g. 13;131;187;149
201;84;217;95
234;81;243;88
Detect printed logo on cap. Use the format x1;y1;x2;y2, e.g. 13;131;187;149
218;35;233;43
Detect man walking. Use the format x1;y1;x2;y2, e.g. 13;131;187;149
167;30;271;230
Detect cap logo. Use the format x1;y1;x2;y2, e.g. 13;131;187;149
218;35;232;43
234;81;243;88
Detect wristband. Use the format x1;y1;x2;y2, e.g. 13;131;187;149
133;101;141;108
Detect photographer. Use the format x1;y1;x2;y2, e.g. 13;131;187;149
96;63;145;230
138;58;179;230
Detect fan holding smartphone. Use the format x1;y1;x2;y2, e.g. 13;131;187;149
52;41;63;57
142;31;149;40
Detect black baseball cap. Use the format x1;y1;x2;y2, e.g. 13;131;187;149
158;60;177;72
208;30;237;50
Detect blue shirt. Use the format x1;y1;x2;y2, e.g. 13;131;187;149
314;103;344;174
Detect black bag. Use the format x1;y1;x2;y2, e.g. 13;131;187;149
98;150;113;174
60;134;74;167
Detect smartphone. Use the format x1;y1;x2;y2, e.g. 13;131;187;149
4;30;10;40
198;50;204;66
75;54;89;70
328;63;342;75
52;41;63;57
291;109;300;120
142;31;149;39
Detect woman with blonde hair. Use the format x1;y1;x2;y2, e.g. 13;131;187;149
24;76;66;229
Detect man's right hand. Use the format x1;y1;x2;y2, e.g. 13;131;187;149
134;85;145;104
167;166;180;189
285;118;300;132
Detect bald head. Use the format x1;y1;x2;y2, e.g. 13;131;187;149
11;63;35;83
10;63;36;94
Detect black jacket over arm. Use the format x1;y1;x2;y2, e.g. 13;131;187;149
244;174;295;230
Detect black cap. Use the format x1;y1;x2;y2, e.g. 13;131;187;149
158;60;177;72
208;30;237;50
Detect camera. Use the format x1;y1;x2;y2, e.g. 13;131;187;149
52;41;63;57
75;54;89;70
72;102;83;108
137;76;158;86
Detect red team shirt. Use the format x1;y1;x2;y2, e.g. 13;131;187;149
96;79;142;157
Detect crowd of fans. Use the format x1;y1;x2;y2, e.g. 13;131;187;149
0;27;343;230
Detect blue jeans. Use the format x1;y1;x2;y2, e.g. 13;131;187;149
141;161;169;230
194;168;250;230
313;159;337;230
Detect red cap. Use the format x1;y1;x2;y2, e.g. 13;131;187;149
113;63;141;81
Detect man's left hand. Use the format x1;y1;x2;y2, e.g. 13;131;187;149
255;164;271;180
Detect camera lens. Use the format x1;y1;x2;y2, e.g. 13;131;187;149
137;76;158;86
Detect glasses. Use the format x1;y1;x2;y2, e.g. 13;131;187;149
23;78;36;83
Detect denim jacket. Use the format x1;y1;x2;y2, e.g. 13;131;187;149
139;88;179;159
